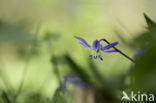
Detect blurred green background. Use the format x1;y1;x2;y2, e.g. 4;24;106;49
0;0;156;103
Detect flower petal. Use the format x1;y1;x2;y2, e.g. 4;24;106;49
104;49;118;52
92;40;98;49
101;42;118;50
80;42;92;49
92;40;101;49
98;43;103;49
74;36;91;49
64;74;80;81
74;81;86;87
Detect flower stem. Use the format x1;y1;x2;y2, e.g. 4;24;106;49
99;38;135;63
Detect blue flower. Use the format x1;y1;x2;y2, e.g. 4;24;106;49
74;36;118;60
62;74;86;91
61;74;86;98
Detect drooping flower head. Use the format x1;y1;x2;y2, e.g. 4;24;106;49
62;74;86;91
74;36;118;60
61;74;86;97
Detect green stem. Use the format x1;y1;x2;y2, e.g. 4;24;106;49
13;24;41;103
99;38;135;63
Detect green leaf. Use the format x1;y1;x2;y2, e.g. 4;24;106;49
143;13;156;31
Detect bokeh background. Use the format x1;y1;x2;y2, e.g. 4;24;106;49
0;0;156;103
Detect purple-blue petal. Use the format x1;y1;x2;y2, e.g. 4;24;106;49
104;49;118;52
74;81;86;87
64;74;80;81
101;42;118;50
80;42;92;49
74;36;91;49
92;40;101;49
98;43;103;49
